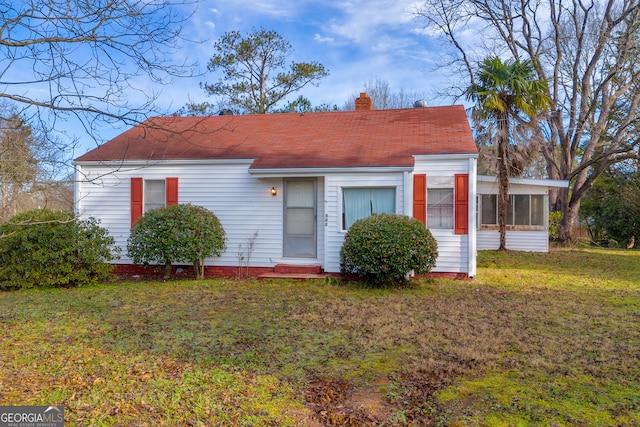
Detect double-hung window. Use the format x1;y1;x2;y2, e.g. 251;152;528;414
427;189;454;229
130;177;178;227
425;176;455;230
413;174;468;234
342;187;395;229
144;180;166;212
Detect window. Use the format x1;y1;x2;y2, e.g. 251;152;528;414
481;194;497;225
427;189;454;229
480;194;546;227
342;187;395;229
424;175;458;231
530;195;545;226
131;177;178;227
144;180;166;212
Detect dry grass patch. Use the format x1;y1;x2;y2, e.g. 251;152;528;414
0;248;638;426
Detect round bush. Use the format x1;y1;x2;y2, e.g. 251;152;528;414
340;213;438;286
127;204;226;279
0;209;117;289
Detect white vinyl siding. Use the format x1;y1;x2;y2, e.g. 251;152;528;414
413;156;476;275
76;161;296;268
477;230;550;252
324;172;405;273
75;156;479;276
476;176;564;252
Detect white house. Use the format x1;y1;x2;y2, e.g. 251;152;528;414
476;175;569;252
74;93;479;278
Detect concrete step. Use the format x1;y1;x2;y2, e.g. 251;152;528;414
273;264;323;274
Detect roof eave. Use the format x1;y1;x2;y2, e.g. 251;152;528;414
249;166;414;178
73;158;257;167
413;153;478;161
477;175;570;188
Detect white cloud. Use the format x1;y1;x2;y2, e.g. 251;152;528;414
169;0;449;109
412;25;444;38
370;34;413;53
314;34;334;43
319;0;416;44
63;0;461;150
210;0;301;20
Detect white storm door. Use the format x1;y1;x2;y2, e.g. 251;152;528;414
283;179;317;258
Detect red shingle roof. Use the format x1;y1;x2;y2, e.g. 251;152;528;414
74;105;476;169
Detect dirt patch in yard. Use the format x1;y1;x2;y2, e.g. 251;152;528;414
305;377;388;426
304;368;460;426
388;368;458;426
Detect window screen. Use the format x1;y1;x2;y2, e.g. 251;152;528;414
513;195;530;225
530;195;545;226
481;193;546;227
481;194;497;225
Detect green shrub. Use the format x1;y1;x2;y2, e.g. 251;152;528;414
0;209;117;289
579;169;640;248
127;204;226;279
548;211;562;241
340;213;438;286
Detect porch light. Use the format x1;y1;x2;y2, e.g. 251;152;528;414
271;187;277;196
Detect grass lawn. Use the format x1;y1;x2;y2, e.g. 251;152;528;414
1;248;638;426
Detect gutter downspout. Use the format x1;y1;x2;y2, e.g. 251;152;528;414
468;157;477;277
74;164;82;217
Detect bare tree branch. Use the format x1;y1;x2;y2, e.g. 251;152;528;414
0;0;197;145
415;0;640;242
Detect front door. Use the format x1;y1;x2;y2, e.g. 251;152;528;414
283;178;317;258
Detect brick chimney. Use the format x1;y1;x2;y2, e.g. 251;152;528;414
355;92;373;111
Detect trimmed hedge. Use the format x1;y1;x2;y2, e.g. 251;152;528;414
127;204;226;279
0;210;117;289
340;213;438;286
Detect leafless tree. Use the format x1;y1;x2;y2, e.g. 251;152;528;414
0;0;196;150
343;78;430;110
0;106;74;222
0;113;37;220
415;0;640;242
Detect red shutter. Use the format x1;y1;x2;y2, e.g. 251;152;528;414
454;174;469;234
166;177;179;205
413;174;426;225
131;177;143;228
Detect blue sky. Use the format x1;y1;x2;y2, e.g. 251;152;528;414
51;0;467;156
156;0;455;114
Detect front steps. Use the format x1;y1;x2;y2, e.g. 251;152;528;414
257;264;327;280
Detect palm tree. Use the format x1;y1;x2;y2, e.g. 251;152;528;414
466;57;551;250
